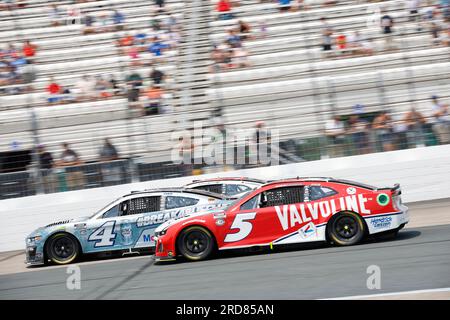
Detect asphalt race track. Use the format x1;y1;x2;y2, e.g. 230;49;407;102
0;200;449;299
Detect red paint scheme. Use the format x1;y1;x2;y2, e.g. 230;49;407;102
155;179;404;259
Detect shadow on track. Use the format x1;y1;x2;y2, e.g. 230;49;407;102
156;229;422;266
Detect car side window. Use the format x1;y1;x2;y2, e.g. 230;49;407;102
260;186;304;208
225;184;251;196
165;196;199;209
240;194;260;211
308;186;338;201
125;196;161;215
192;184;223;194
102;204;121;219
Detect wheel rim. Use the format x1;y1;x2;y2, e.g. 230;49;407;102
51;236;76;261
184;230;208;255
334;216;359;240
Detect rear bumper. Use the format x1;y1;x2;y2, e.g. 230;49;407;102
365;206;409;235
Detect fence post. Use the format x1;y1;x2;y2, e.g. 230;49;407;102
29;109;43;194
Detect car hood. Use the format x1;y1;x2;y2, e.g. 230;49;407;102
27;216;90;239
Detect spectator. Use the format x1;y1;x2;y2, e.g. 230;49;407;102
166;14;178;32
347;31;374;55
109;75;120;95
380;11;395;51
279;0;291;12
126;71;143;111
430;95;450;144
430;22;442;45
37;144;55;193
151;18;161;31
144;84;164;115
96;11;112;33
325;115;346;157
347;115;370;155
20;59;37;92
99;138;119;162
217;0;233;20
441;26;450;46
238;20;251;40
66;4;81;25
259;20;268;39
226;29;242;48
57;142;84;190
48;4;61;27
150;68;165;85
408;0;421;22
22;40;37;59
210;46;225;72
148;37;169;57
335;33;347;53
320;17;334;56
112;10;125;31
232;44;251;68
83;14;95;34
99;138;121;185
404;107;427;147
94;75;113;99
46;77;61;105
75;75;95;101
134;31;147;47
116;33;134;48
127;46;140;66
155;0;165;13
372;111;395;152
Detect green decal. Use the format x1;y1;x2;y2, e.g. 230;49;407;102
377;193;390;206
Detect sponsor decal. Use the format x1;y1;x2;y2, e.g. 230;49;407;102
377;193;390;206
134;228;156;247
370;216;392;229
215;218;225;226
275;194;371;231
120;220;133;245
136;202;228;227
347;187;356;195
299;222;316;239
136;210;183;227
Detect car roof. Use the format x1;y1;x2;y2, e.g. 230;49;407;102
185;177;267;185
125;188;230;199
263;177;377;190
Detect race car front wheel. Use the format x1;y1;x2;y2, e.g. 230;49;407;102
328;212;366;246
46;233;80;265
177;226;215;261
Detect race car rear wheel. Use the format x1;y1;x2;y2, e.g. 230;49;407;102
46;233;80;265
177;226;215;261
328;212;366;246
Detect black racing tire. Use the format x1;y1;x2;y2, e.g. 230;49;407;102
177;226;215;261
328;211;366;246
45;233;81;265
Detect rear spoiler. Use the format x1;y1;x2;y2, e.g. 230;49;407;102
378;183;401;195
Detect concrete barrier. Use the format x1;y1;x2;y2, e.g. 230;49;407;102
1;144;450;252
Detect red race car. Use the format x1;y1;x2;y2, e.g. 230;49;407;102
154;177;409;262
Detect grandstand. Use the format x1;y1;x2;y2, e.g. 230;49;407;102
0;0;449;199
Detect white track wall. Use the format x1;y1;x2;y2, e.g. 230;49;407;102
1;145;450;252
